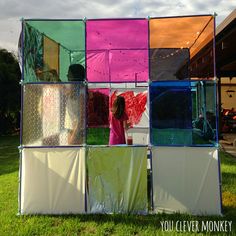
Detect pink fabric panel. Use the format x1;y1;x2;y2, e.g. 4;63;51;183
86;51;110;83
86;19;148;50
89;88;110;96
88;88;109;127
86;19;148;82
110;49;148;82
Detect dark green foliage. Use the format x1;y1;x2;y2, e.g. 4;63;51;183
0;49;21;134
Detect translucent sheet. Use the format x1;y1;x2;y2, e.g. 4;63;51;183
150;80;217;146
87;88;110;127
150;48;190;81
152;147;221;215
23;20;85;82
110;88;148;128
23;23;43;82
150;81;192;145
149;16;214;57
22;84;86;146
191;80;217;145
87;146;147;213
20;148;86;214
149;16;214;80
86;19;148;82
110;88;149;145
43;35;60;80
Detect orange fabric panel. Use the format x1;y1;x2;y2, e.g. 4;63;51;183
149;16;214;58
43;36;59;75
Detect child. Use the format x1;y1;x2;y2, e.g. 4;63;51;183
109;96;129;145
65;64;85;144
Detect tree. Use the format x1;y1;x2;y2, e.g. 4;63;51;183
0;49;21;134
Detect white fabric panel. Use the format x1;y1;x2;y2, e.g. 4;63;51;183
21;148;86;214
152;147;221;215
87;146;147;214
126;128;149;145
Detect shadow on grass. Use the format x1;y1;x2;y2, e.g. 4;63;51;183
220;151;236;165
222;172;236;185
0;135;19;175
222;205;236;217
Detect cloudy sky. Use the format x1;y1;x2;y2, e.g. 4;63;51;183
0;0;235;53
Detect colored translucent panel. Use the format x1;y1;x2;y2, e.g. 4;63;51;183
87;19;148;50
150;80;217;146
110;87;149;145
87;88;109;128
87;146;147;214
23;23;43;82
150;81;192;146
150;48;190;81
110;88;148;128
60;46;71;82
22;83;86;146
149;16;213;54
86;19;148;82
86;88;109;145
27;20;85;51
149;16;214;80
191;80;217;145
86;87;110;144
23;20;85;82
43;36;59;79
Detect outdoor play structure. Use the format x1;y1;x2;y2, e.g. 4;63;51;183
18;15;222;215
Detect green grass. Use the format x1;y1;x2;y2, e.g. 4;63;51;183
87;128;109;145
0;135;235;235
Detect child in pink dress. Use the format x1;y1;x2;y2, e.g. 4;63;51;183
109;96;129;145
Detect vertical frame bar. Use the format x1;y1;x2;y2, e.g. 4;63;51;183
20;19;25;146
18;148;22;215
213;15;219;144
21;19;25;82
84;22;87;145
148;17;152;146
147;17;154;211
84;18;88;145
211;14;222;214
213;13;222;214
58;44;60;79
84;19;88;213
85;147;88;213
218;150;223;215
149;147;154;211
18;19;25;214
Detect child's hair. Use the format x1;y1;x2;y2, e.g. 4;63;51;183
113;96;125;120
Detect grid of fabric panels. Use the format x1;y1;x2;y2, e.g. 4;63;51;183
19;16;220;215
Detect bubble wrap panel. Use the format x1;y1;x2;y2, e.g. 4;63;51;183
22;83;86;146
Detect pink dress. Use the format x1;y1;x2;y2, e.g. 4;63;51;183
109;111;128;145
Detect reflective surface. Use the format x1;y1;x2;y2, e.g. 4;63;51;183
22;83;86;146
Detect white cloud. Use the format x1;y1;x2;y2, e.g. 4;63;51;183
0;0;235;52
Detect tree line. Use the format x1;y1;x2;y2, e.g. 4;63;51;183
0;48;21;135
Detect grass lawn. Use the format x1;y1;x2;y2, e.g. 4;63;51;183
0;135;235;236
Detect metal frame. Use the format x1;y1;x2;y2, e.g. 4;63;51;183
19;15;221;215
